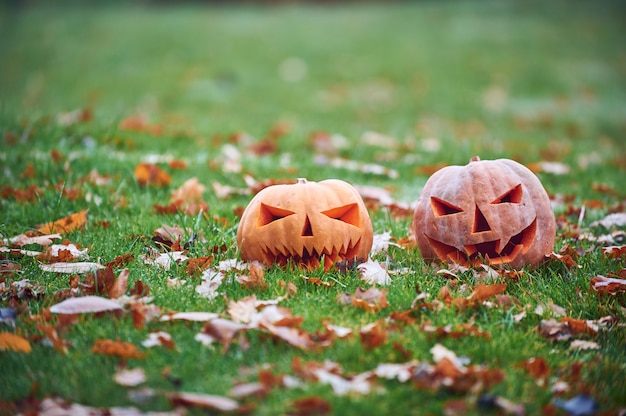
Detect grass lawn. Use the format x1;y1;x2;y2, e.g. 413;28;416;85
1;1;625;414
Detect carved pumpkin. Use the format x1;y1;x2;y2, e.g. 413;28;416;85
237;178;373;270
411;156;555;268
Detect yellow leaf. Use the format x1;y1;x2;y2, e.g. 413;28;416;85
37;210;88;235
0;332;32;353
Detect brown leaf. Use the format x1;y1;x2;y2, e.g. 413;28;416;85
186;256;214;275
260;321;316;351
415;162;448;176
0;332;31;353
130;279;150;297
468;283;507;304
560;317;598;336
602;245;626;259
141;331;176;350
590;275;626;294
104;253;135;269
37;323;70;354
236;261;267;290
130;302;162;329
169;177;209;215
537;318;572;341
92;339;145;359
289;396;332;416
119;115;163;135
37;210;88;235
359;321;388;350
108;269;129;299
0;184;40;203
168;159;187;170
134;163;171;187
546;252;578;269
302;276;334;288
202;318;247;353
340;287;389;312
517;357;550;387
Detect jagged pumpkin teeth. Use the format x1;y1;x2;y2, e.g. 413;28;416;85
411;157;556;268
237;178;373;271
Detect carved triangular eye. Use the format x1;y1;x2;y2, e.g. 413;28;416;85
321;203;360;226
491;184;522;204
258;203;295;227
430;197;463;217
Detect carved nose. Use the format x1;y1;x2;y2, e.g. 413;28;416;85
301;215;314;236
472;205;491;233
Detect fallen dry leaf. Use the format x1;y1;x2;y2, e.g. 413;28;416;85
236;261;267;290
113;367;147;387
49;296;123;314
289;396;332;416
546;252;579;269
134;163;171;187
169;177;209;215
40;261;106;274
0;331;31;353
359;321;388;350
119;115;163;135
601;245;626;259
339;287;389;312
357;258;392;285
37;323;70;354
229;382;269;399
107;269;129;299
201;318;248;353
590;275;626;294
569;340;601;351
92;339;145;360
8;233;62;247
517;357;550;387
37;210;88;235
468;283;507;305
168;391;239;412
560;317;598;336
260;321;317;351
160;312;219;322
590;212;626;229
537;318;572;341
141;331;175;350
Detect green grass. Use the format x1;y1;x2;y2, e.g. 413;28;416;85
1;1;625;414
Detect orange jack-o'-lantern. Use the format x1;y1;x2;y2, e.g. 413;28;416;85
237;178;373;270
411;156;556;268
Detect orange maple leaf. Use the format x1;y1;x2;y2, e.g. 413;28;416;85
37;210;88;235
92;339;145;359
0;332;31;353
134;163;172;187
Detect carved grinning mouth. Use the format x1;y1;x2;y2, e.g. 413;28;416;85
426;218;537;266
261;237;362;270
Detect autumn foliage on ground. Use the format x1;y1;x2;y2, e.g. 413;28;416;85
1;2;626;416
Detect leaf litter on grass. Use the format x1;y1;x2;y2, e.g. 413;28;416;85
2;3;626;415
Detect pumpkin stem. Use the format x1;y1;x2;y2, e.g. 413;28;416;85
470;156;481;163
296;178;308;184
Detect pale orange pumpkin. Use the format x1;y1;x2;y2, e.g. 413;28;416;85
411;156;556;268
237;178;373;270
